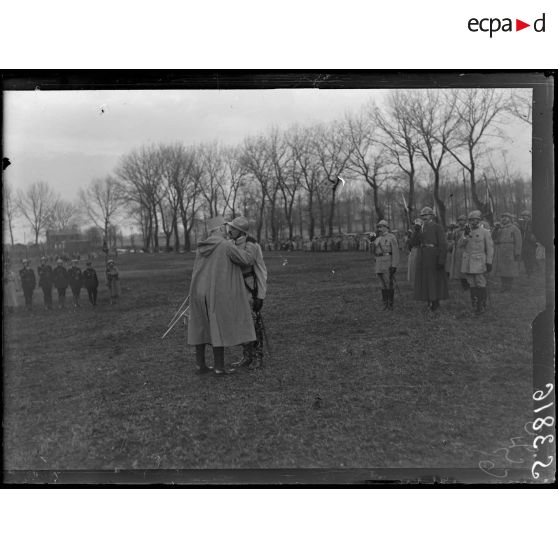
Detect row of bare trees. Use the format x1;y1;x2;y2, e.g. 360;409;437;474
4;88;532;250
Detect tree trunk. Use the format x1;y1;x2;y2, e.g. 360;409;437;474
307;191;315;240
371;182;385;223
173;214;180;251
433;172;447;229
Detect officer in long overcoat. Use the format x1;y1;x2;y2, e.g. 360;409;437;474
187;216;256;375
492;212;522;292
372;220;400;310
460;210;494;314
52;259;69;308
408;207;448;311
83;261;100;305
19;259;36;310
518;210;537;276
37;256;54;309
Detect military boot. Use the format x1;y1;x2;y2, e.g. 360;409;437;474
460;279;470;291
381;289;389;310
478;287;487;314
231;343;252;369
470;288;478;311
387;288;394;311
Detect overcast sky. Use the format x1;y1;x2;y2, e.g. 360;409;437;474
3;88;531;242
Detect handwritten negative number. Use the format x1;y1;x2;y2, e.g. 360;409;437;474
533;383;554;401
532;457;554;479
533;434;554;450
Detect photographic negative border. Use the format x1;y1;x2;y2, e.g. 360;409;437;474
1;70;555;485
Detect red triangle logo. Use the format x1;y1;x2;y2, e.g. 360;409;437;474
516;19;530;31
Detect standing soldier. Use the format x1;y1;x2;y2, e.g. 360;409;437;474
372;220;400;310
518;210;537;276
37;256;54;310
83;261;99;306
53;258;69;308
4;266;19;313
68;259;83;308
106;260;121;305
19;259;36;311
460;210;494;314
408;207;448;312
227;216;268;371
492;212;522;292
449;215;470;292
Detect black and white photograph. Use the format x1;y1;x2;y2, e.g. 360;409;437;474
2;72;555;484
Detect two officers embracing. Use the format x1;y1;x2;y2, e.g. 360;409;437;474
186;215;267;376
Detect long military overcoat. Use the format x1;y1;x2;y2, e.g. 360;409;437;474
187;232;256;347
410;222;449;301
449;228;467;280
492;223;522;278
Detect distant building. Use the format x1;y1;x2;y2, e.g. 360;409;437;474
46;229;92;255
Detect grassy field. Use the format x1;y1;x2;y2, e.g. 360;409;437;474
3;250;546;476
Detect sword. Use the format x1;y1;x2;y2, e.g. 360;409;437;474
258;311;272;357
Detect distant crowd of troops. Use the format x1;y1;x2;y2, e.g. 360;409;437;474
4;257;121;312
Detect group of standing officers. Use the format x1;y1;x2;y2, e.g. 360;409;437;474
372;207;538;315
5;257;121;312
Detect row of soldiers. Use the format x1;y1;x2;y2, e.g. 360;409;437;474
6;257;121;311
371;208;539;315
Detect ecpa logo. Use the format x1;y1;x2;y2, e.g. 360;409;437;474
468;13;546;37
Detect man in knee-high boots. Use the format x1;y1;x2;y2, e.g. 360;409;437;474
372;220;399;311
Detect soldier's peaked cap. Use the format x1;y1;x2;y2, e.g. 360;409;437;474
377;220;389;228
227;216;250;233
420;206;434;216
500;212;514;219
457;214;467;221
468;210;482;219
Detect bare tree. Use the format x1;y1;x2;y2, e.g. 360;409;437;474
406;90;459;228
373;92;420;222
116;145;163;252
288;125;322;240
3;182;19;246
220;146;247;218
79;175;124;248
241;134;273;242
345;110;388;223
312;121;354;236
440;88;509;225
47;199;80;231
17;181;57;245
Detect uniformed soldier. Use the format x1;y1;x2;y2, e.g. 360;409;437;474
492;212;522;292
4;266;18;313
52;259;69;308
459;210;494;314
408;207;449;311
82;261;99;306
19;259;36;310
227;216;268;371
372;220;400;310
518;210;537;276
68;259;83;307
106;260;121;304
449;215;470;291
37;256;54;309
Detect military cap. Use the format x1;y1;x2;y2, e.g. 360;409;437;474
500;212;514;219
520;210;531;216
22;259;29;264
457;214;467;221
420;206;434;216
227;216;250;234
56;258;63;264
377;220;389;228
107;259;115;265
468;210;482;219
205;216;225;231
